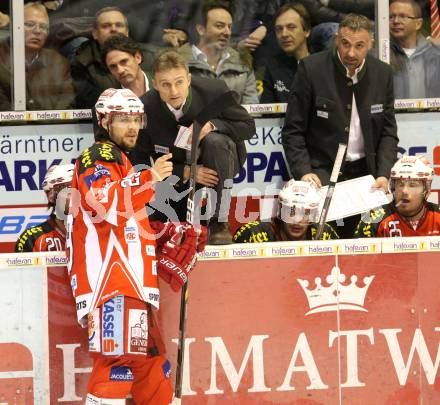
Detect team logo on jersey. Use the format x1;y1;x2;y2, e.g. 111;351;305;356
102;296;124;356
124;227;138;243
128;309;148;355
109;366;134;382
85;164;111;189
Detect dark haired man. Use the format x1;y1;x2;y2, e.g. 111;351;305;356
132;50;256;244
102;34;153;98
261;3;311;103
69;88;205;404
71;7;155;107
281;13;399;238
177;0;259;104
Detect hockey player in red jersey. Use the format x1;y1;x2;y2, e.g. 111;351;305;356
67;88;203;404
355;156;440;237
233;180;339;243
15;163;74;252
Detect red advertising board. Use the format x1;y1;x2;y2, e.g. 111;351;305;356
1;247;440;404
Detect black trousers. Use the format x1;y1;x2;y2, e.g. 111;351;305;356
148;132;240;224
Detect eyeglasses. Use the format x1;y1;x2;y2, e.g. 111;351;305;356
24;21;49;32
389;14;420;22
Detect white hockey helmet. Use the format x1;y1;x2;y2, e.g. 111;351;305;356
95;88;145;127
42;163;74;205
389;156;433;197
278;180;321;223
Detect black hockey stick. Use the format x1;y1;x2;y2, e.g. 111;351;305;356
314;143;347;240
173;91;236;405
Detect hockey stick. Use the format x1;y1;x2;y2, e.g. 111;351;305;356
314;143;347;240
173;91;236;405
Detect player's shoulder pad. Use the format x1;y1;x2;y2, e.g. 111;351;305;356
233;220;272;243
309;223;339;240
78;142;123;174
323;222;339;239
427;202;440;213
354;205;389;238
15;224;45;252
368;205;388;223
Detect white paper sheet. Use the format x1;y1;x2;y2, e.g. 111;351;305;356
174;125;193;150
318;175;391;221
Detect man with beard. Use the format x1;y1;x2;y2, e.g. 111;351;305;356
68;88;205;404
102;34;153;98
281;13;398;238
71;7;155;108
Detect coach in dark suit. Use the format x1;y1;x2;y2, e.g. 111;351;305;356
281;13;398;191
132;50;255;244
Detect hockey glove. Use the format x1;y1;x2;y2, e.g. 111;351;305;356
151;221;207;252
194;225;208;252
151;221;195;247
157;228;198;292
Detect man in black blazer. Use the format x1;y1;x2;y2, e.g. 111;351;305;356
281;13;399;237
132;50;255;244
282;13;398;188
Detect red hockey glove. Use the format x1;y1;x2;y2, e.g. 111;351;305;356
151;221;208;252
194;225;208;252
157;228;198;291
150;221;190;247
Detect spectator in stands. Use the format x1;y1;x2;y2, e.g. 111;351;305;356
0;2;75;111
71;6;155;108
0;0;63;28
355;156;440;237
389;0;440;99
281;13;398;238
314;0;374;20
0;2;9;28
15;164;74;253
260;3;311;103
177;0;259;104
296;0;374;53
233;180;339;242
102;34;153;98
132;50;256;244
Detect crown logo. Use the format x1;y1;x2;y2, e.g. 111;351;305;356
297;266;374;315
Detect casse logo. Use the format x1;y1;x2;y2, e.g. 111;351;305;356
102;300;116;353
101;297;124;355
